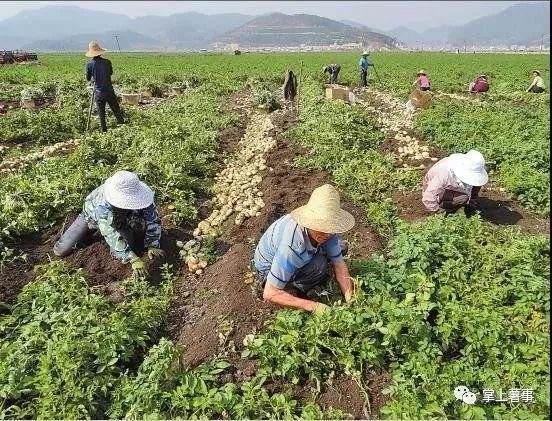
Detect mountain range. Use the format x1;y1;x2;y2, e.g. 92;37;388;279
0;2;549;51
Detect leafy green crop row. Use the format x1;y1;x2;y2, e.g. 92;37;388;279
245;215;550;419
414;99;550;214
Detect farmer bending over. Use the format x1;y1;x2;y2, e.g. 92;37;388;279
413;70;431;91
323;64;341;84
527;70;546;93
469;74;489;93
422;150;488;214
253;184;355;315
85;41;125;132
54;171;164;279
359;51;374;87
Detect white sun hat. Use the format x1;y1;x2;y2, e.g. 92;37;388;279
362;50;370;55
290;184;355;234
103;170;155;210
450;150;489;187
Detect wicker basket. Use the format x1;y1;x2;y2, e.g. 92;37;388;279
409;89;433;109
20;99;37;109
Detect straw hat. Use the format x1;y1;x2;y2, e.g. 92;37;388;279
85;41;107;58
532;70;540;76
449;150;488;187
290;184;355;234
362;50;370;56
103;171;154;210
417;69;426;75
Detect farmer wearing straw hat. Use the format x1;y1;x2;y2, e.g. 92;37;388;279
253;184;355;314
54;171;164;279
323;63;341;84
422;150;488;214
527;70;545;93
469;74;489;93
85;40;125;132
359;50;374;87
413;70;431;91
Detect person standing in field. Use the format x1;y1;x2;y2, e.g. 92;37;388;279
422;150;488;214
323;64;341;84
413;70;431;91
253;184;354;315
85;41;125;132
468;74;489;93
54;170;165;280
359;51;373;88
527;70;546;93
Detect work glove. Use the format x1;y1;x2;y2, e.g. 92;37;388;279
130;258;148;279
147;246;165;260
313;302;330;316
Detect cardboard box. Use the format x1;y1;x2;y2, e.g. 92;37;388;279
325;86;351;101
410;89;432;109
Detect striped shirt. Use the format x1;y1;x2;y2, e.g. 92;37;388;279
254;214;343;289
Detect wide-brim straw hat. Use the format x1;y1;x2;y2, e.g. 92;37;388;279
450;150;489;187
532;70;540;76
362;50;370;56
417;69;426;75
103;170;154;210
290;184;355;234
85;41;107;57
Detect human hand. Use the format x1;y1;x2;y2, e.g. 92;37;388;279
313;302;330;316
147;246;165;260
131;258;148;279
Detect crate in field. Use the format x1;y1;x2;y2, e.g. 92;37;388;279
410;89;433;109
325;85;351;101
121;94;141;105
20;99;36;109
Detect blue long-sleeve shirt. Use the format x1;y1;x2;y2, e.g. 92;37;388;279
359;57;373;72
85;56;115;95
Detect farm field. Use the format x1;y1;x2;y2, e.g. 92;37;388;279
0;52;550;419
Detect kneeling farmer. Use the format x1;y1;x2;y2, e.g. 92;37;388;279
254;184;355;314
54;171;164;278
422;150;488;214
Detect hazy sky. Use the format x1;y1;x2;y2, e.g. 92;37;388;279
0;1;525;31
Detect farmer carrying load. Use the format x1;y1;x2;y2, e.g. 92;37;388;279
54;171;165;279
527;70;546;93
85;41;125;132
253;184;355;315
422;150;488;214
323;64;341;84
359;50;374;88
469;74;489;93
413;70;431;91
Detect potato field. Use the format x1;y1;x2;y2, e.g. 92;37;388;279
0;52;549;419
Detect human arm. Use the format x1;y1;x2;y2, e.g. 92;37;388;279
108;59;113;77
527;77;537;91
85;62;92;82
263;282;319;312
332;260;354;302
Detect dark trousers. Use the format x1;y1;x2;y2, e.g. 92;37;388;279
328;70;340;84
420;86;430;91
440;187;481;213
360;70;368;87
53;214;142;257
96;91;124;132
529;86;545;93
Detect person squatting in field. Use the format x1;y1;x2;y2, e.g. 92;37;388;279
527;70;546;93
422;150;489;215
359;51;374;87
54;171;165;279
85;41;125;132
253;184;355;315
413;70;431;91
323;64;341;84
469;74;489;93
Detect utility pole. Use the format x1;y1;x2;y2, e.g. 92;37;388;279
114;35;121;53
